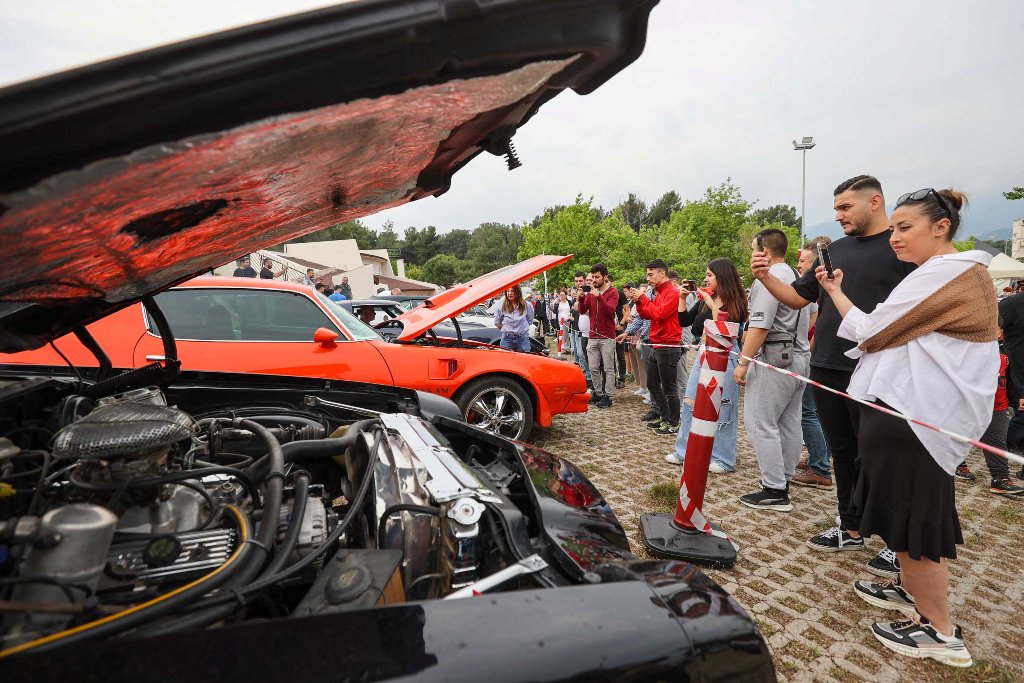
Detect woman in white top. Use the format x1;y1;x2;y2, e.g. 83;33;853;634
816;188;997;668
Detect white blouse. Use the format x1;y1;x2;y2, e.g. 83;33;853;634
837;251;999;475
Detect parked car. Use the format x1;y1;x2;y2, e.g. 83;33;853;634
343;298;550;355
0;1;773;680
3;259;581;443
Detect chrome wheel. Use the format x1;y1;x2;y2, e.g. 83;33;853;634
458;376;536;440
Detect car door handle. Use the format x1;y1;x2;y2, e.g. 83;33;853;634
145;355;166;361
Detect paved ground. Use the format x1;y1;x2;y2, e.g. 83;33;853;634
532;346;1024;682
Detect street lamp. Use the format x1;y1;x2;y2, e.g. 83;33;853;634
792;136;816;249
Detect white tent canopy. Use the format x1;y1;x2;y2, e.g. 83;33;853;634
987;253;1024;279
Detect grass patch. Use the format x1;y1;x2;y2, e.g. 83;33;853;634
960;506;979;519
810;519;834;533
579;463;606;475
993;503;1024;524
645;482;679;512
905;658;1020;682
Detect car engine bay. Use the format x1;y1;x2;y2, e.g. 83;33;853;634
0;370;562;657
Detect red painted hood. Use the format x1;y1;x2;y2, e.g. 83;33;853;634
0;0;658;352
395;254;572;340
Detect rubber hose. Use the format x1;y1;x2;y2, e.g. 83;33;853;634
246;418;378;480
376;504;441;550
258;472;310;578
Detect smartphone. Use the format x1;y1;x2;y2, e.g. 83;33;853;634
816;242;834;279
756;234;765;252
683;279;696;291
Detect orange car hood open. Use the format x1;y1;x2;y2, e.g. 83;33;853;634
394;254;571;341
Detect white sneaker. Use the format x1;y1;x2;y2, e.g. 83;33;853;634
633;388;646;396
664;452;684;465
708;461;731;474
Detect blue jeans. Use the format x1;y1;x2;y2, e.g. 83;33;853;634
571;330;591;379
500;332;531;352
801;387;831;477
673;343;740;471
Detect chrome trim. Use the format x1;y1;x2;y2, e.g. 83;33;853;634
444;554;548;599
303;395;382;416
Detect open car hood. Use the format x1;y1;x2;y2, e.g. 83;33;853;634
0;0;658;352
394;254;570;341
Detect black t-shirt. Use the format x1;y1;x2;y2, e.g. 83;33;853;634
233;266;257;278
679;301;712;340
259;267;274;279
614;288;627;330
998;293;1024;386
792;230;916;371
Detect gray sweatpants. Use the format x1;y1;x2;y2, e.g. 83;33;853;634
587;337;616;396
744;352;809;490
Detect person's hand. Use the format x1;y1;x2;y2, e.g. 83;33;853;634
1018;397;1024;412
616;333;627;342
734;363;749;386
751;251;770;280
696;288;715;306
815;265;844;295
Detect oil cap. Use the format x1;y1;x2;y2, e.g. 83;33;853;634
143;535;182;568
325;564;372;605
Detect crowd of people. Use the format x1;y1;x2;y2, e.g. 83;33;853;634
529;174;1023;669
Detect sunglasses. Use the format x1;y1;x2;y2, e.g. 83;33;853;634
895;188;952;221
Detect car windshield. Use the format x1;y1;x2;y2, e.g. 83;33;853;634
318;295;382;341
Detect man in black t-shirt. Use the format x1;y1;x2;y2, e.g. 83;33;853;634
751;175;915;577
233;256;257;278
998;292;1024;406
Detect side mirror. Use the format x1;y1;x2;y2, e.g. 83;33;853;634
314;327;338;347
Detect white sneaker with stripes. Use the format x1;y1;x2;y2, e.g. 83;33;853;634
871;613;972;668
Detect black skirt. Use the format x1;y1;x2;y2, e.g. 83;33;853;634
853;402;962;562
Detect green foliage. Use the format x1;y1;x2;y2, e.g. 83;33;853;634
749;204;799;228
1004;186;1024;200
646;191;683;227
954;235;976;252
404;263;424;281
463;223;524;279
421;254;463;288
291;219;376;247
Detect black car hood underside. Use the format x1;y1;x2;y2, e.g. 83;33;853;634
0;0;657;352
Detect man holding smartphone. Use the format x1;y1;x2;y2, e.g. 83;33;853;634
630;259;682;434
750;175;915;577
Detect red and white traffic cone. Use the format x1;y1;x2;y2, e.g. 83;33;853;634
640;311;740;567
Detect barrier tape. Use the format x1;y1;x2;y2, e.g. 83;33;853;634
627;338;1024;468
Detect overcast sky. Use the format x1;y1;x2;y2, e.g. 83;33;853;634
3;1;1023;240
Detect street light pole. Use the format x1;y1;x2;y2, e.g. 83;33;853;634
793;137;816;249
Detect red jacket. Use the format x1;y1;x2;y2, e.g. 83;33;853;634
578;286;619;340
635;280;682;345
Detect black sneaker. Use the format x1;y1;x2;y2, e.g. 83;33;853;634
990;477;1024;495
854;575;916;614
866;547;901;578
596;395;613;409
640;410;661;422
653;422;679;436
871;614;973;668
739;486;793;512
806;526;865;552
954;463;976;481
647;419;666;430
614;379;625;389
587;394;600;405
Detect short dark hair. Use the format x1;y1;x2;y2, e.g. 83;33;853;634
590;263;608;277
666;269;679;281
574;271;586;279
315;283;325;292
646;259;668;273
802;235;832;250
756;228;788;258
335;285;344;292
834;174;883;197
625;282;638;290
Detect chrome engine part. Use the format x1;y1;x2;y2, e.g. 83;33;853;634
102;527;238;588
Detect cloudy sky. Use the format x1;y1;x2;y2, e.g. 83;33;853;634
3;1;1023;240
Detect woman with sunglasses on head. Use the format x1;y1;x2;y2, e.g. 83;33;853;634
816;188;997;668
494;284;534;353
665;258;747;471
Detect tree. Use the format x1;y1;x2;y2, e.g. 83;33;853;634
421;254;463;287
375;220;400;251
438;229;472;260
646;191;682;227
290;219;376;247
1005;187;1024;201
749;204;799;228
463;223;523;279
616;192;648;233
399;225;441;265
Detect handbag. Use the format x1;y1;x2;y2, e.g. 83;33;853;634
760;266;802;368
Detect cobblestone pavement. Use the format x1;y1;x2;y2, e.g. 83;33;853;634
533;348;1024;682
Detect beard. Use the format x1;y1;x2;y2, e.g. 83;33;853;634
844;213;872;236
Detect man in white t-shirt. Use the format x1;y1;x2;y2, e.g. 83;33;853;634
734;229;810;512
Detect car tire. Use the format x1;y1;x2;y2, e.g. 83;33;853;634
455;377;534;442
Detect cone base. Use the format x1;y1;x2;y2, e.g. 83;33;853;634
639;513;737;568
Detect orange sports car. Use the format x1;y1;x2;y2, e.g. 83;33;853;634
2;255;587;441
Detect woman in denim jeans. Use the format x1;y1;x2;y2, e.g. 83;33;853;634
666;259;747;471
494;284;534;352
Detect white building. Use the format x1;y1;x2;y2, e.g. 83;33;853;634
1012;218;1024;260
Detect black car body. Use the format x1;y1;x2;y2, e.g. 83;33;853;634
343;299;550;355
0;1;773;680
